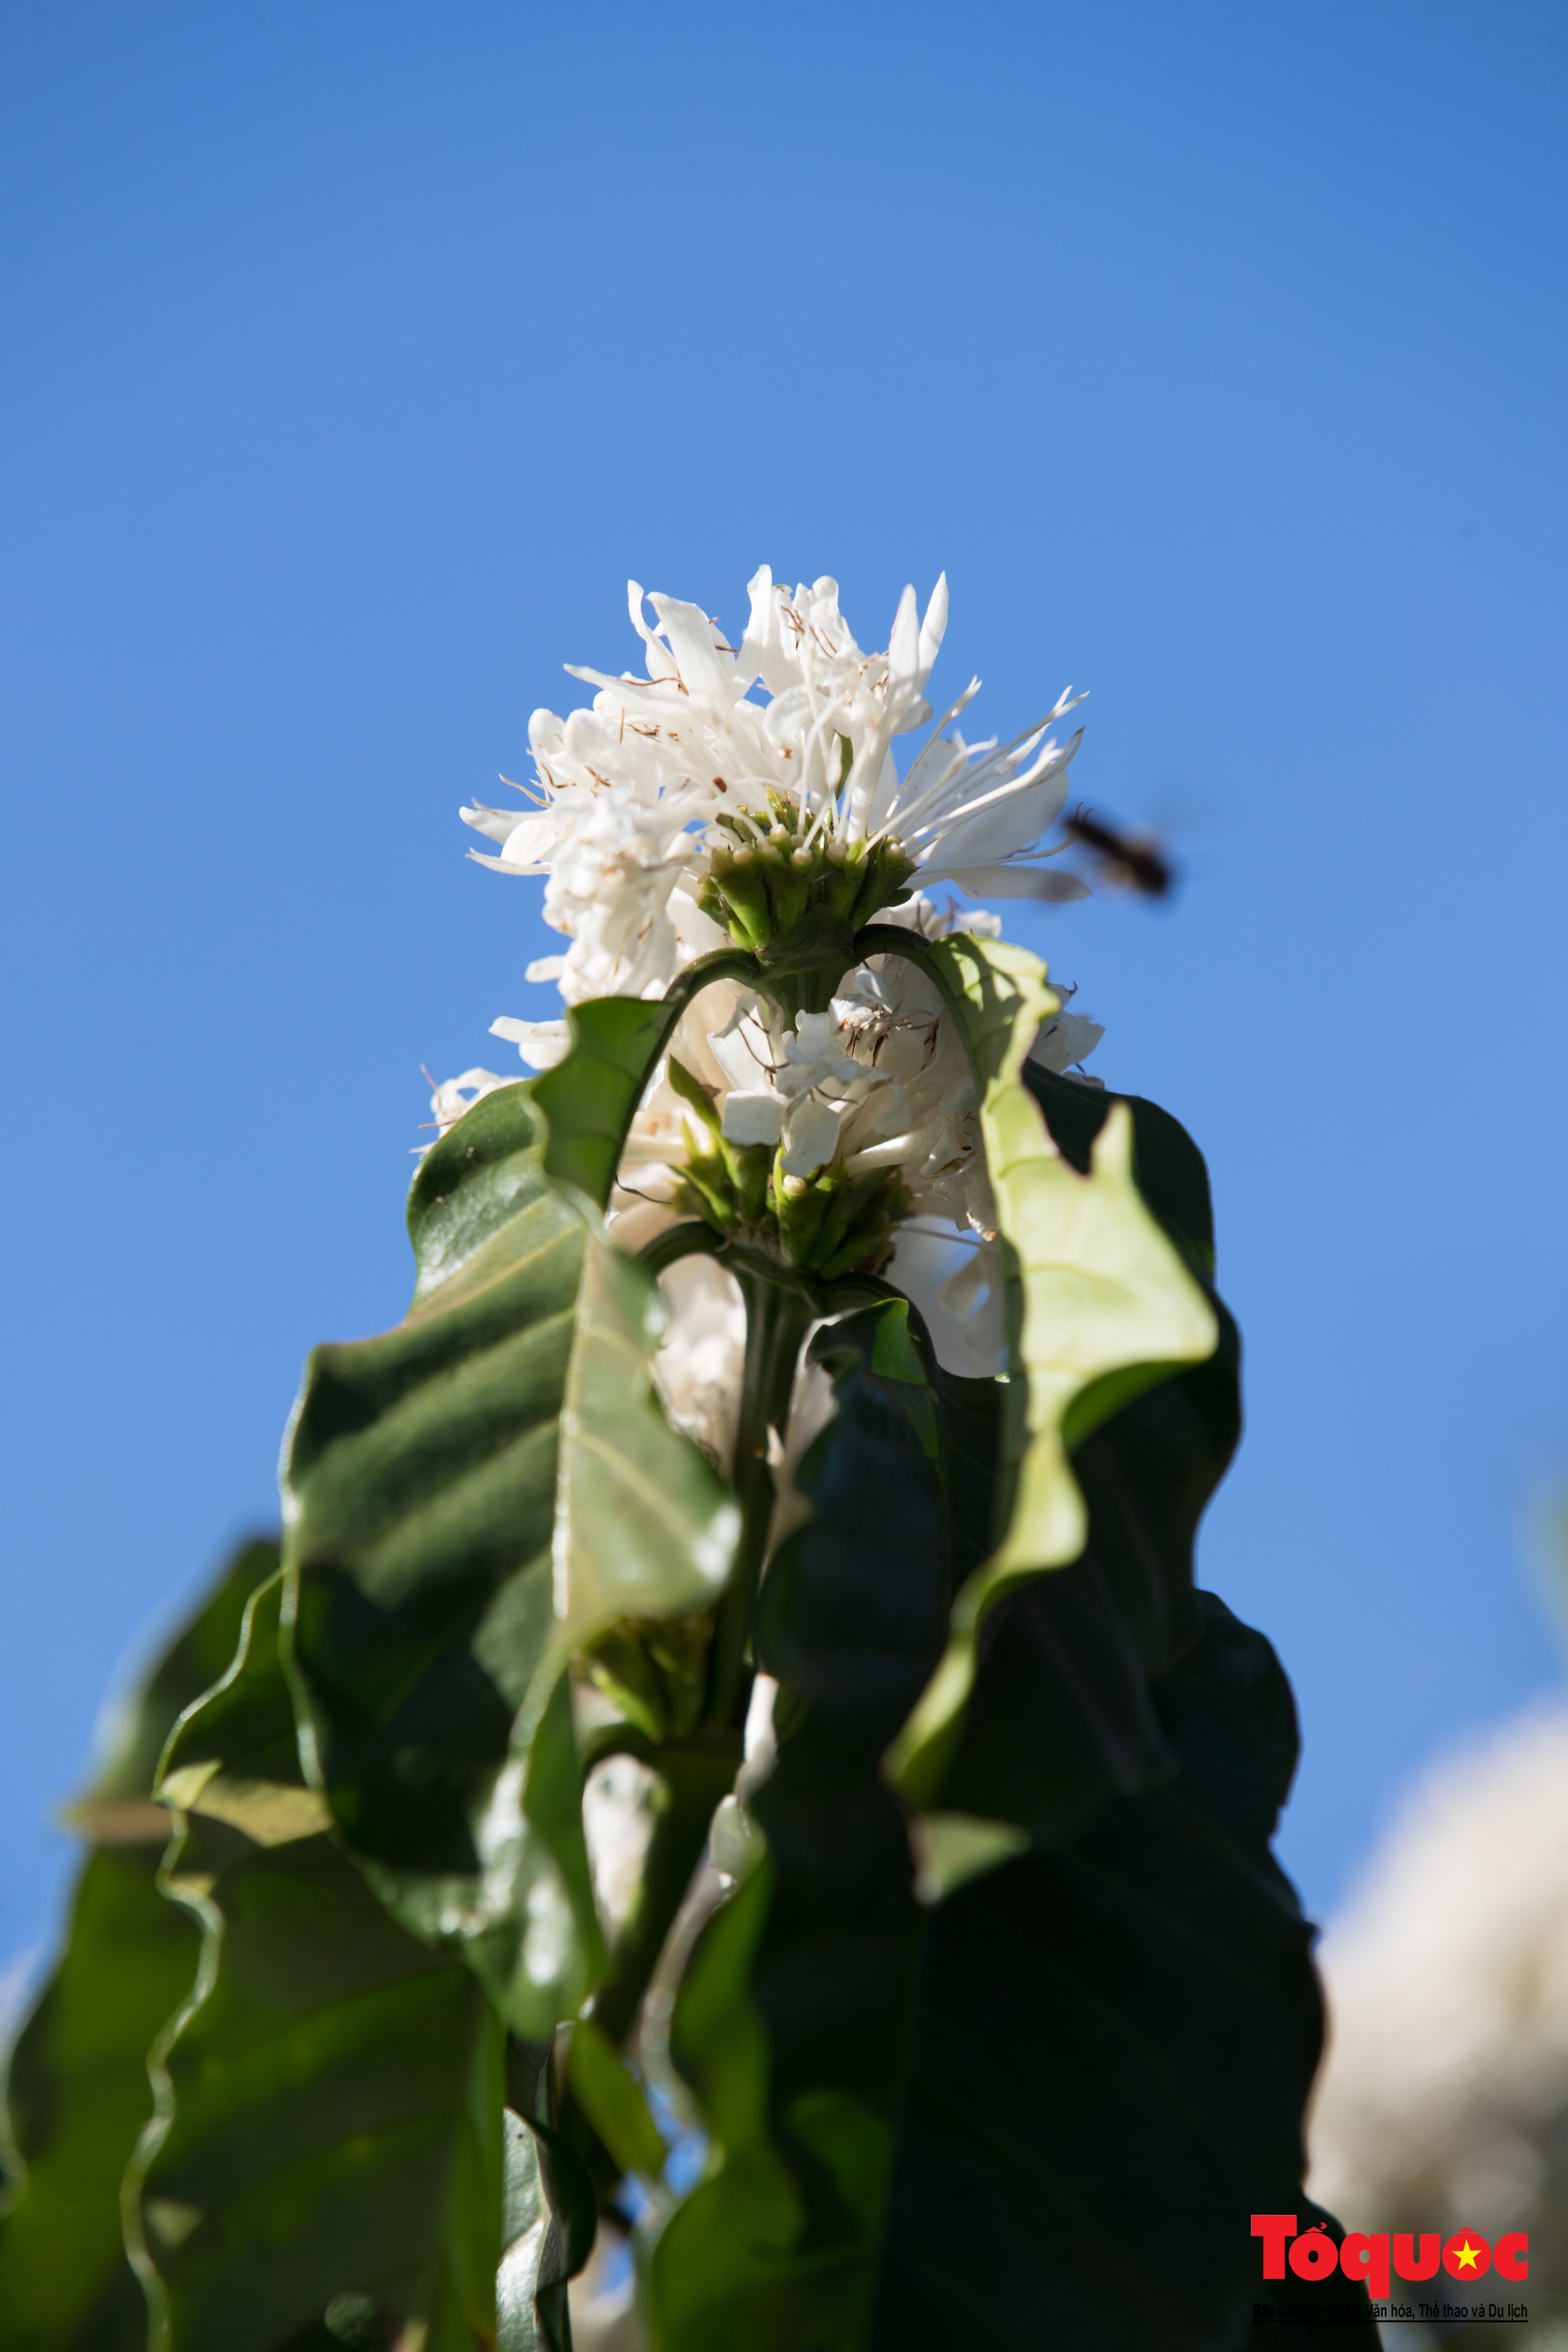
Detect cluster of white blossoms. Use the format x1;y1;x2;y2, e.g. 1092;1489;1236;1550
429;570;1106;1408
460;568;1091;1051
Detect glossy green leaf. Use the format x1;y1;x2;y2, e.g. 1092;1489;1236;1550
499;2035;597;2352
532;948;759;1208
284;1079;738;2037
133;1585;507;2352
0;1539;278;2352
855;927;1218;1805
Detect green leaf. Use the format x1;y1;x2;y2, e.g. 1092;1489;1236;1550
565;2018;666;2184
66;1539;278;1845
655;1389;1378;2352
131;1586;507;2352
1022;1060;1218;1279
157;1570;330;1848
0;1538;277;2352
532;949;760;1208
899;1065;1242;1860
854;928;1218;1807
0;1850;196;2352
500;2036;597;2352
867;1594;1378;2352
284;1079;738;2037
650;1298;945;2348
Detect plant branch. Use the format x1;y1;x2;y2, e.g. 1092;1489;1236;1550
703;1265;815;1730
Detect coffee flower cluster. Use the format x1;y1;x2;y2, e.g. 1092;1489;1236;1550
429;571;1106;1392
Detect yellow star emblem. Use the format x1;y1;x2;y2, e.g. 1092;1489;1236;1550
1455;2239;1481;2272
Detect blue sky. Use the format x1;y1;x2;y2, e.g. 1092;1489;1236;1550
2;0;1566;1980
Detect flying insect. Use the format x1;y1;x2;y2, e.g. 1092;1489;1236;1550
1061;803;1175;899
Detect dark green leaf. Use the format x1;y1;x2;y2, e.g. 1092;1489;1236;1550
132;1588;507;2352
0;1849;195;2352
650;1298;946;2347
936;1302;1243;1850
656;1555;1377;2351
284;1080;737;2036
869;1594;1376;2352
0;1538;278;2351
532;951;759;1208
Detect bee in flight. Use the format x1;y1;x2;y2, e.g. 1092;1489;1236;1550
1061;803;1175;899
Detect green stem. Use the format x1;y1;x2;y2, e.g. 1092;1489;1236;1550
589;1733;742;2051
704;1267;815;1728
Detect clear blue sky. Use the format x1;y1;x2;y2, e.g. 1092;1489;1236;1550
3;0;1566;1981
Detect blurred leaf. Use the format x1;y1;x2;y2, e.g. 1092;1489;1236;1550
565;2019;665;2184
284;1080;737;2037
0;1849;194;2352
67;1539;277;1844
856;929;1217;1807
0;1538;278;2352
131;1593;506;2352
157;1571;328;1847
532;949;759;1208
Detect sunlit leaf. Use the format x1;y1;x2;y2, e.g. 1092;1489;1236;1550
856;927;1217;1806
532;948;759;1208
284;1080;737;2037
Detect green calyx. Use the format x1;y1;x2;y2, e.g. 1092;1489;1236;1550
696;790;916;1019
666;1055;911;1281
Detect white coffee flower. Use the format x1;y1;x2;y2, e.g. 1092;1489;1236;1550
464;568;1090;1017
421;1067;510;1148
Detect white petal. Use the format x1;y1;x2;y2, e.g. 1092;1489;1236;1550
1028;1013;1106;1072
916;574;949;678
709;1025;765;1091
499;814;560;868
525;956;567;983
489;1016;571;1070
938;1252;992;1323
781;1095;842;1177
787;1011;840;1060
721;1091;785;1147
888;583;921;682
648;592;734;707
461;801;525;844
